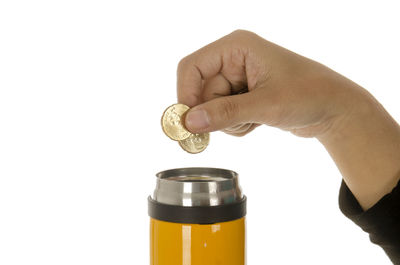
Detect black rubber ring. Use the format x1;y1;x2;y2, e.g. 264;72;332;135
148;196;247;224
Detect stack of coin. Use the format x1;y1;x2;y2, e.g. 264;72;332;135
161;103;210;154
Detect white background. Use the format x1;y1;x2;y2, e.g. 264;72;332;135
0;0;399;264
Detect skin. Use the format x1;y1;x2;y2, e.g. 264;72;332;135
177;30;400;210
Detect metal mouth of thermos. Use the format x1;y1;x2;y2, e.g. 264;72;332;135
148;167;247;224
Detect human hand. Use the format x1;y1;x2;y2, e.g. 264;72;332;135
177;30;370;138
177;30;400;210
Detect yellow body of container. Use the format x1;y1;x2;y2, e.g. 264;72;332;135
150;217;246;265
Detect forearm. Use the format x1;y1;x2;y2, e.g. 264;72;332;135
318;88;400;210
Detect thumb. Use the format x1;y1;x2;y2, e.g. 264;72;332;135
184;92;262;133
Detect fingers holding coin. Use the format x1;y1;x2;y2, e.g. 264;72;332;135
161;103;210;154
161;103;191;141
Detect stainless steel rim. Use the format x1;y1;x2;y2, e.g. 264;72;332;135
152;167;243;207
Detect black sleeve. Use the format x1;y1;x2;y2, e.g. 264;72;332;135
339;178;400;264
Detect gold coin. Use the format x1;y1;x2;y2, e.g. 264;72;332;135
178;132;210;154
161;103;191;141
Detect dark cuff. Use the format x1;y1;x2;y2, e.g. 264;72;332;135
339;178;400;227
339;178;400;264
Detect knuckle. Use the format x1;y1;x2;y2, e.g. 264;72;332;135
228;30;259;51
230;29;255;40
177;56;190;71
231;29;249;36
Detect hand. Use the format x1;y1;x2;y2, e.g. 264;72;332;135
177;30;369;138
177;30;400;210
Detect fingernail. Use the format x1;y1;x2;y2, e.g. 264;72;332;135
185;109;210;131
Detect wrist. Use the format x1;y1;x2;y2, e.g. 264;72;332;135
316;88;381;145
317;88;400;209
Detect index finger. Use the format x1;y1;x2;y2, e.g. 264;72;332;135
177;37;226;107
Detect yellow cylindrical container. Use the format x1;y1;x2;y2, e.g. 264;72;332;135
148;168;246;265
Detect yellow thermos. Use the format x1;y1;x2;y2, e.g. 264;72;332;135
148;167;246;265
